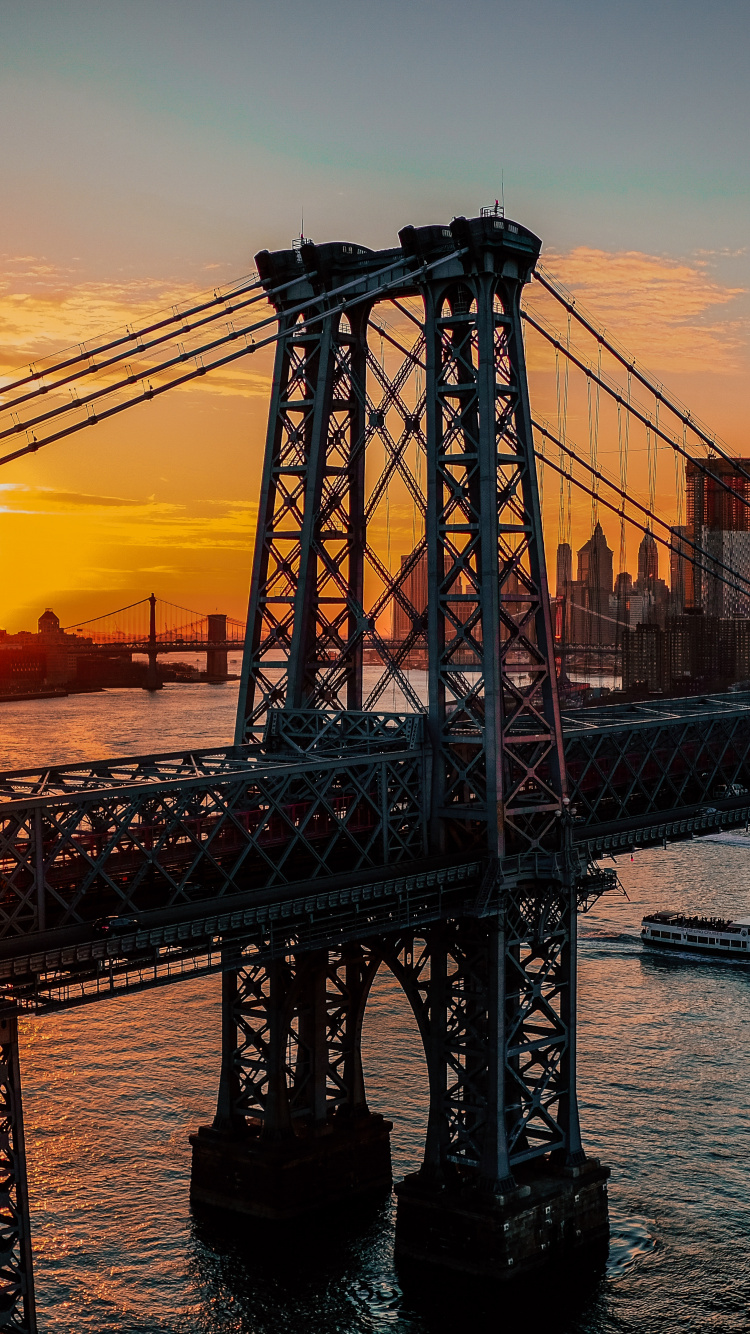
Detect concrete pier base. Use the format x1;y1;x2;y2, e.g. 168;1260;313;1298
394;1158;610;1284
189;1113;393;1220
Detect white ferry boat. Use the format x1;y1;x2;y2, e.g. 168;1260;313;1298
641;912;750;957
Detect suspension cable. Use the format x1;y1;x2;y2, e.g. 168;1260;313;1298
0;272;264;405
0;279;291;419
62;597;150;630
524;310;750;520
388;298;424;330
0;304;280;447
3;257;435;430
532;265;750;497
586;340;601;529
368;320;425;369
0;250;465;468
1;262;406;446
533;420;750;599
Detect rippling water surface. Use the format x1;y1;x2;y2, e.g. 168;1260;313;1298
2;681;750;1332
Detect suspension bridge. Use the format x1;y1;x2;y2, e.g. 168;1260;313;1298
1;208;750;1328
63;596;246;651
61;595;247;688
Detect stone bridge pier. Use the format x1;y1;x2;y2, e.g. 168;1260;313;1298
190;878;609;1282
190;941;393;1218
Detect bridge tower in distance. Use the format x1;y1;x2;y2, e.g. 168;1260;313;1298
206;613;229;682
145;592;161;692
189;213;610;1284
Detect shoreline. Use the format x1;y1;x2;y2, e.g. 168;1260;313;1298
0;677;241;705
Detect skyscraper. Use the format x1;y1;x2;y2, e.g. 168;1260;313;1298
632;527;669;627
556;542;572;597
554;542;573;641
637;529;658;587
575;522;614;646
669;525;690;614
686;458;750;616
577;522;613;597
392;551;428;641
391;550;468;645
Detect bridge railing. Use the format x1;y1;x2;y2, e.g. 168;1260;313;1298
0;730;429;941
263;708;425;755
564;692;750;850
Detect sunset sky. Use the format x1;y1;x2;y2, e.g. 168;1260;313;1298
1;0;749;630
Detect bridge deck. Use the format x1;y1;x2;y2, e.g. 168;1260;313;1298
2;695;750;1006
563;690;750;852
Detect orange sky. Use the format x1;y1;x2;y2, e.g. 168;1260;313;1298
0;243;747;631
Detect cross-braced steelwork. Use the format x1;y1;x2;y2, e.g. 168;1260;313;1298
0;1011;35;1333
504;880;581;1164
238;267;367;730
0;717;427;939
236;242;432;739
213;943;381;1135
206;886;583;1198
214;216;584;1209
565;693;750;854
237;218;566;856
407;220;565;861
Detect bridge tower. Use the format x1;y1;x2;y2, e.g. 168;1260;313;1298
190;214;609;1283
206;613;229;682
145;592;160;692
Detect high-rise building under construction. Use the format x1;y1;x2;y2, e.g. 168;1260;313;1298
686;458;750;616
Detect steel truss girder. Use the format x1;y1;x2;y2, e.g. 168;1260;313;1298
565;708;750;830
0;1010;36;1332
0;858;487;1010
4;699;750;945
0;738;427;939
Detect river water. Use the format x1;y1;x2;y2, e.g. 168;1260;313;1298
1;677;749;1333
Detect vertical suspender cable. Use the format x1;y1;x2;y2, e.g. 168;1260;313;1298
555;347;565;562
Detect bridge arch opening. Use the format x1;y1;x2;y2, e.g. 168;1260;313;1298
359;951;430;1180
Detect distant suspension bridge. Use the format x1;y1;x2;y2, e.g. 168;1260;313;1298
63;593;246;650
61;594;247;687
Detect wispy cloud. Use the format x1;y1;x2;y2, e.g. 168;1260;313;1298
529;246;747;374
0;256;273;403
0;482;149;509
694;247;748;260
0;481;258;550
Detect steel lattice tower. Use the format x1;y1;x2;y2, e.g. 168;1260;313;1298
192;214;609;1281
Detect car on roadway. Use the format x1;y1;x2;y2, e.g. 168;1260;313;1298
93;914;140;936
